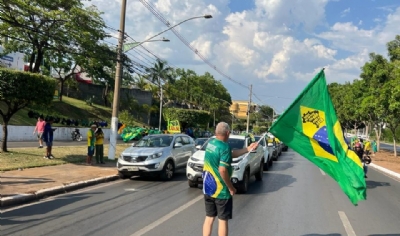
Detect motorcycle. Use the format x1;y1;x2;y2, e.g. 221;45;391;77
71;128;83;141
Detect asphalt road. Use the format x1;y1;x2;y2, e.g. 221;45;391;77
7;139;129;148
2;151;400;236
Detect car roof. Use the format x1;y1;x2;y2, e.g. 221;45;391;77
147;134;188;137
211;135;247;140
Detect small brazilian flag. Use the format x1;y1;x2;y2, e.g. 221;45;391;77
269;69;366;205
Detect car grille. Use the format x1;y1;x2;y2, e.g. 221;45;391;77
123;156;148;162
192;164;203;172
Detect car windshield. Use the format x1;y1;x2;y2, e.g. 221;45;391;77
201;138;245;151
136;136;173;147
195;138;207;146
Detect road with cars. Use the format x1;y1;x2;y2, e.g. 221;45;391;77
2;149;400;236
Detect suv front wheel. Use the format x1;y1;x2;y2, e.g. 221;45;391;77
237;170;249;193
161;161;175;180
255;161;263;181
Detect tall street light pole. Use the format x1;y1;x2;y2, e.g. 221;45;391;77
108;0;127;161
124;15;213;53
108;12;213;160
246;84;253;133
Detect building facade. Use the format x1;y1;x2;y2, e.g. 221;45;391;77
229;100;257;119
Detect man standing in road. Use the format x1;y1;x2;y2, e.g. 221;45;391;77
202;122;258;236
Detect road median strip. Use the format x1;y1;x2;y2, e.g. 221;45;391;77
0;175;120;208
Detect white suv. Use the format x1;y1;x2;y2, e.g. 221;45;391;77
186;134;264;193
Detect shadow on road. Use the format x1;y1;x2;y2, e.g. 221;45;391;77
128;169;187;183
366;180;391;189
245;172;297;195
1;176;55;185
301;234;342;236
269;162;295;171
2;192;104;219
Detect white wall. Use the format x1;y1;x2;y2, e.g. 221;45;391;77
0;125;122;141
0;46;25;71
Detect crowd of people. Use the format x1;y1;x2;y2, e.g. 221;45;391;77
33;116;105;164
350;137;376;178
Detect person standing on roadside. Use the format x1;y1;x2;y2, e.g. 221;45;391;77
95;127;105;164
86;124;97;165
42;117;55;159
202;122;258;236
33;116;45;148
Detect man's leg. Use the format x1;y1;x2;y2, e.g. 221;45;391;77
215;197;233;236
203;195;217;236
218;219;229;236
38;133;43;147
203;216;215;236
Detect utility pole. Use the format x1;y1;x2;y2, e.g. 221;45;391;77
108;0;127;160
246;84;252;133
158;83;163;131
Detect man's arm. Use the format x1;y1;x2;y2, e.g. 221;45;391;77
232;142;258;158
219;166;236;191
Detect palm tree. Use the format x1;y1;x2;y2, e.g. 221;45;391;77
145;59;174;130
135;75;149;90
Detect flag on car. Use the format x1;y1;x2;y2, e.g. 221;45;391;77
268;69;367;205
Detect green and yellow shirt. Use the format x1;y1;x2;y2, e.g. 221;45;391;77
202;139;232;199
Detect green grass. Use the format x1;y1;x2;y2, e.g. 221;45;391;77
0;96;147;127
0;144;129;171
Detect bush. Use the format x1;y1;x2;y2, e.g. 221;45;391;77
163;108;211;128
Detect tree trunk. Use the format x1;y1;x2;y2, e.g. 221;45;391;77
33;49;44;73
147;111;151;125
375;124;382;151
29;52;35;72
393;137;397;157
1;120;9;152
353;123;357;136
59;79;65;102
103;83;109;106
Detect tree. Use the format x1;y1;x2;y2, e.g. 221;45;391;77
379;75;400;156
0;1;108;72
0;69;55;151
142;104;158;126
258;105;274;121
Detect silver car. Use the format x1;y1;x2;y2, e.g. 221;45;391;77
117;134;196;180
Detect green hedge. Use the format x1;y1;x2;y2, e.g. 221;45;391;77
163;108;211;127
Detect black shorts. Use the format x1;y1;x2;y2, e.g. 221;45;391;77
204;195;233;220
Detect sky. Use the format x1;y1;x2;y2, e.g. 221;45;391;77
86;0;400;114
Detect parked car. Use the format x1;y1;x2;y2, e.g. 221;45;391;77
266;133;281;161
254;135;273;170
117;134;196;180
186;134;264;193
194;138;209;150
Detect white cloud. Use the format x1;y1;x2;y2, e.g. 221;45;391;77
85;0;400;108
341;8;350;17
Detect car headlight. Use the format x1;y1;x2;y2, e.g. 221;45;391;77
190;156;200;162
232;165;240;171
147;152;163;160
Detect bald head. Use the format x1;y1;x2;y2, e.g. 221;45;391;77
215;122;230;137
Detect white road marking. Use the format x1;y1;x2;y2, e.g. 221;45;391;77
338;211;357;236
130;194;203;236
125;188;137;191
320;169;326;176
1;179;128;213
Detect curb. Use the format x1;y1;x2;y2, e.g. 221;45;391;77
0;175;120;208
369;163;400;181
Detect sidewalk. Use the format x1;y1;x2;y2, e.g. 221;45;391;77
1;162;119;207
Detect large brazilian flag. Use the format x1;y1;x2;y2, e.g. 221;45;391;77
269;69;366;205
